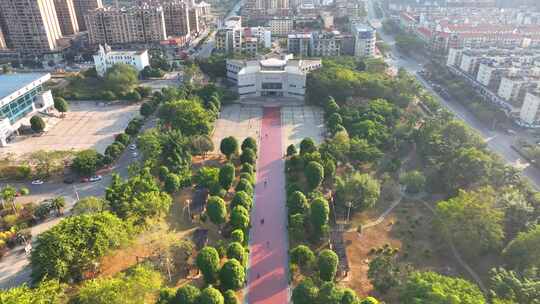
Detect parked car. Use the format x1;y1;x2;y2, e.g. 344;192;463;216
89;175;103;182
31;180;44;185
128;144;137;150
63;177;75;184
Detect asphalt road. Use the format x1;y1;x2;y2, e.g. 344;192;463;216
0;116;157;289
367;0;540;189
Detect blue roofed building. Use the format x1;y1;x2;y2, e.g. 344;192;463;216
0;73;54;146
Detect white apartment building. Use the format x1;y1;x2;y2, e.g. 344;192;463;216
269;18;293;36
351;23;376;57
226;55;321;100
496;76;540;106
249;27;272;48
520;91;540;124
93;44;150;77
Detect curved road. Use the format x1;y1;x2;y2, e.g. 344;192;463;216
246;107;289;303
367;0;540;189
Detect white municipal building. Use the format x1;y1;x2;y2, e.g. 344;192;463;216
226;55;322;100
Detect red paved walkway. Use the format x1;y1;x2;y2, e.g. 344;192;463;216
246;107;289;303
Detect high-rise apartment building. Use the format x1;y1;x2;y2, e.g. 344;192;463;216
85;5;166;45
287;33;311;57
161;0;191;37
188;6;200;34
351;23;376;57
73;0;103;31
0;0;63;55
54;0;80;35
0;27;6;50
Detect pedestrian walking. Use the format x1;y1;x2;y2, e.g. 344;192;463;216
264;179;267;187
260;218;265;225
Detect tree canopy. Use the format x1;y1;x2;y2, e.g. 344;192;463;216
400;271;485;304
31;212;129;282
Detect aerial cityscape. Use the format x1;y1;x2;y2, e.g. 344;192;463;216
1;0;540;303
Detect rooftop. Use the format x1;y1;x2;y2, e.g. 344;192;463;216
0;73;50;101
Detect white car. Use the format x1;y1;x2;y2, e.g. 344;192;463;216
31;180;44;185
89;175;102;182
128;144;137;150
132;152;138;158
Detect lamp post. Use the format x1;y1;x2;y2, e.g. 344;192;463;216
345;201;352;223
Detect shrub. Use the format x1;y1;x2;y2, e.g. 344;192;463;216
30;116;46;133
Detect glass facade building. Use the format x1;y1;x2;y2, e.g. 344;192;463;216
0;86;42;123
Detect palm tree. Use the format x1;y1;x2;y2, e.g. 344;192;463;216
50;196;66;216
1;185;17;214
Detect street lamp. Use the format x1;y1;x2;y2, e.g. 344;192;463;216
345;201;353;223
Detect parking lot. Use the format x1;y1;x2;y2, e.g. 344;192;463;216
2;102;139;155
212;104;325;155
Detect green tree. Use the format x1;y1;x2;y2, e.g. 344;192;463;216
0;280;66;303
54;97;68;115
196;246;220;284
50;196;66;216
199;286;224;304
305;161;324;190
240;163;254;175
174;284;201;304
288;191;309;214
335;173;380;210
287;144;298;156
30;115;45;132
318;249;339;282
241;137;257;153
349;138;383;163
31;212;129;282
289;214;305;240
219;163;235;190
140;102;155;117
191;135;215;157
72;196;108;215
341;288;361;304
194;167;220;189
368;246;405;293
290;245;315;272
74;264;162;304
489;267;540;304
104;64;139;95
230;205;250;230
220;137;239;159
317;282;345;304
235;178;253;195
164;173;181;193
310;197;329;237
72;149;102;176
231;191;253;210
227;242;246;265
400;271;485;304
240;148;256;165
105;169;172;223
158;99;213;135
503;224;540;271
360;297;380;304
220;259;245;290
292;278;319;304
400;171;426;194
300;138;317;155
207;196;227;226
231;229;244;244
435;187;504;258
223;290;239;304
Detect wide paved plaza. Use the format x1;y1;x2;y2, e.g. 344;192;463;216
1;102;139;155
